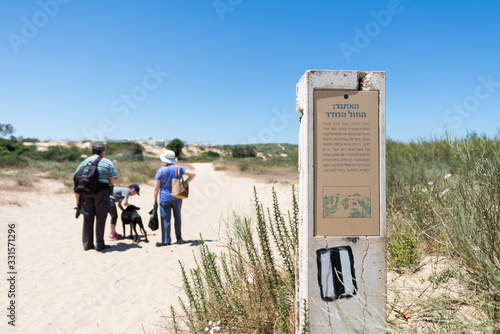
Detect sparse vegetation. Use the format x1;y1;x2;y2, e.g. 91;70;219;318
0;138;150;187
166;134;500;333
217;143;297;157
385;134;500;332
2;132;499;332
185;151;220;162
169;186;298;333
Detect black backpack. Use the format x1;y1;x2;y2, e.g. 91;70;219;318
73;156;103;194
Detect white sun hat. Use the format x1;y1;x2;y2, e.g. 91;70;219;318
160;150;176;163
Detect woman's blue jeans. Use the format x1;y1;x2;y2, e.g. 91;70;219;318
159;199;182;244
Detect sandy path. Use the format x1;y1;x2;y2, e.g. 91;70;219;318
0;163;296;334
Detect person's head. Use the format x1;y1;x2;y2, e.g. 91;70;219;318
92;143;106;156
159;150;176;164
129;184;140;196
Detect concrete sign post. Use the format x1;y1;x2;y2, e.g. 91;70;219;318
296;70;386;333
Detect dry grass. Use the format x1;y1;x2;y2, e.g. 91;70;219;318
387;256;490;333
0;171;58;206
213;161;298;185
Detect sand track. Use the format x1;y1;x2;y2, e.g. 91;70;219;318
0;162;296;334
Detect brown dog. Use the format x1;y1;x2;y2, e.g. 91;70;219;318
120;205;149;243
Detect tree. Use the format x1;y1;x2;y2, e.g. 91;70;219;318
0;124;14;138
167;138;184;159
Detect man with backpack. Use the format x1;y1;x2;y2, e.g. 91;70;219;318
74;143;117;252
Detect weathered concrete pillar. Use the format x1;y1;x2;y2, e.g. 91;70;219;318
296;70;386;333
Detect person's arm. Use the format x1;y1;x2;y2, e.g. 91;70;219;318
154;179;161;205
121;196;129;209
74;161;83;205
183;169;196;183
108;160;118;184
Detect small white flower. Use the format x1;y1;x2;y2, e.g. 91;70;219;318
428;181;434;185
440;189;449;196
445;173;452;179
422;188;428;193
205;320;221;333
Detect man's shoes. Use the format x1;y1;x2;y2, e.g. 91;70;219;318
108;233;122;241
96;245;111;252
74;206;81;219
156;242;172;247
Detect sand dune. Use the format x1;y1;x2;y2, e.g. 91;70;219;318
0;163;296;334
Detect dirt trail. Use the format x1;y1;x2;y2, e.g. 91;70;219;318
0;162;296;334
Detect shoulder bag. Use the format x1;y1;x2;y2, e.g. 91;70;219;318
172;165;189;199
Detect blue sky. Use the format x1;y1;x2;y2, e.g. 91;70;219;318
1;0;499;145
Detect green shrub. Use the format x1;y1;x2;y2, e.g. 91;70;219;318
387;228;420;271
200;151;219;159
112;160;158;184
0;138;19;153
236;158;250;171
231;145;256;158
170;186;299;333
216;154;298;176
17;176;34;187
27;145;88;162
0;154;28;168
46;161;77;180
186;151;220;162
20;137;39;143
0;138;35;156
104;142;144;161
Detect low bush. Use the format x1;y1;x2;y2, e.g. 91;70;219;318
17;175;34;187
169;186;299;333
223;155;298;174
387;227;420;271
105;142;144;161
26;145;89;162
231;145;256;158
0;154;28;168
186;151;220;162
113;160;159;184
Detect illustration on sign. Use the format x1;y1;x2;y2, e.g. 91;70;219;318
322;186;371;218
317;246;357;301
